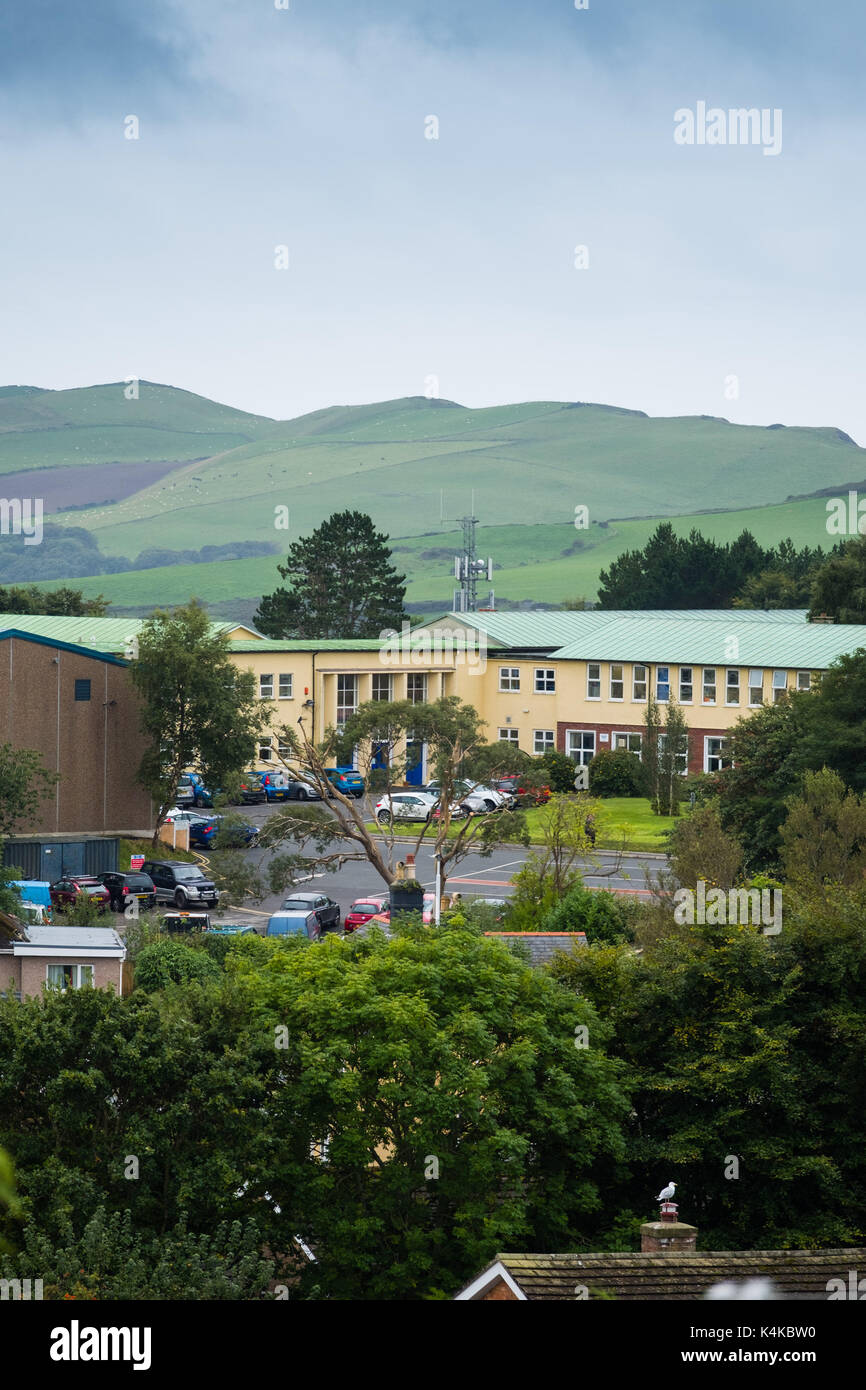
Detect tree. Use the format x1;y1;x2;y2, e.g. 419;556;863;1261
658;699;689;816
505;793;619;930
128;601;267;844
0;584;109;616
713;697;814;872
254;511;406;639
588;746;644;797
0;744;59;837
642;695;663;809
230;921;630;1298
248;696;531;901
809;535;866;623
778;768;866;898
541;881;635;944
667;802;744;891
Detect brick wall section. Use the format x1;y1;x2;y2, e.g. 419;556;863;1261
0;637;153;834
480;1279;519;1300
0;954;122;999
557;720;729;776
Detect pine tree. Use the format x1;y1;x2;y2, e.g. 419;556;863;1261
254;511;406;638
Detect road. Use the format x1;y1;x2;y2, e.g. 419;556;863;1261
213;800;667;924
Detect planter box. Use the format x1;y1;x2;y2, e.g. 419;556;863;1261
389;887;423;914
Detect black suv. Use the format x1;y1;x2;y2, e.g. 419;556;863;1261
98;870;157;913
280;892;341;932
140;860;221;909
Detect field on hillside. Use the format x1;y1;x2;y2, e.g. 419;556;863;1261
34;495;837;611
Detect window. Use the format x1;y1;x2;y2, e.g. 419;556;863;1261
336;674;359;724
613;732;642;758
748;669;764;706
46;963;94;992
772;670;788;703
679;667;693;703
704;736;730;774
258;742;272;762
610;664;624;700
499;667;520;692
725;669;740;705
372;673;392;701
533;730;555;755
659;733;688;775
534;668;555;694
259;673;274;699
656;666;670;702
702;668;717;705
796;670;812;692
632;664;648;702
278;673;293;699
407;673;427;704
566;730;595;766
498;728;519;743
277;738;292;759
74;678;91;702
586;663;601;699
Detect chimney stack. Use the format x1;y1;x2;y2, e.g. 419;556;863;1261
641;1203;697;1254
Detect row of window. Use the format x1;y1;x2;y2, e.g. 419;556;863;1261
498;727;729;773
259;673;428;722
499;664;811;706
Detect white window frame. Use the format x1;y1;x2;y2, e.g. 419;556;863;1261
566;729;595;766
679;666;693;703
277;738;292;759
337;674;360;724
656;666;670;703
725;668;740;706
533;729;555;755
702;668;717;706
258;741;273;762
498;728;519;743
632;664;648;702
796;670;811;692
659;732;688;776
534;667;556;694
586;663;601;700
278;673;293;700
259;673;274;699
772;669;788;703
407;673;427;705
372;673;392;701
748;669;764;706
46;963;94;991
613;731;642;759
610;663;624;701
499;666;520;692
704;736;730;774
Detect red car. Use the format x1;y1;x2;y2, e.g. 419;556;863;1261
344;895;388;933
50;876;111;913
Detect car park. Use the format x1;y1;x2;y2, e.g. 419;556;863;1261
324;766;365;798
249;769;290;802
98;870;157;913
266;910;321;940
375;791;437;825
344;895;389;932
49;876;111;913
280;892;341;932
139;860;221;909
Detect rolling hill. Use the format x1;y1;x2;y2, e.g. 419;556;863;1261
3;382;863;613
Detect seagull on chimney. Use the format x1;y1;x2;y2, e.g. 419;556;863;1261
656;1181;676;1202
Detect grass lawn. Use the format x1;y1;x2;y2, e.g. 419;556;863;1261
119;837;199;869
365;796;683;853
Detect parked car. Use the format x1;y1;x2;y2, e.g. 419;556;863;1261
139;860;221;909
49;876;111;914
344;895;389;933
204;922;258;936
233;775;266;805
187;815;258;850
266;910;321;940
375;791;437;825
284;778;322;801
425;780;506;813
244;769;290;802
490;775;549;807
280;892;340;932
160;911;212;932
98;870;157;913
324;766;365;798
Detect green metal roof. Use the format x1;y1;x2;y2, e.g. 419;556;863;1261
550;616;866;669
419;608;811;651
229;638;387;652
0;614;251;653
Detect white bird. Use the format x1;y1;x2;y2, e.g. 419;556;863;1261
656;1181;677;1201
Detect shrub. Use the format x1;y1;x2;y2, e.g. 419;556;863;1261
134;939;221;991
588;748;645;797
542;883;634;944
539;750;580;793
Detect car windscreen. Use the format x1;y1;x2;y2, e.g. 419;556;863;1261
352;902;380;913
125;875;153;888
171;865;205;880
84;884;106;894
281;898;311;910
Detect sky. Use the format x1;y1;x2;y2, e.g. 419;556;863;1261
1;0;864;441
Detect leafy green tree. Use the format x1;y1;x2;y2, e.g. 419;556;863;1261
796;650;866;794
128;601;267;843
0;744;59;837
134;938;222;991
779;768;866;898
230;922;630;1298
0;584;109;616
588;746;644;797
254;510;406;638
538;749;582;793
668;802;743;891
505;794;609;928
658;699;689;816
713;697;814;872
541;881;634;944
808;535;866;623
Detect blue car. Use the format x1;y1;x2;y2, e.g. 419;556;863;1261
188;815;257;850
324;766;366;798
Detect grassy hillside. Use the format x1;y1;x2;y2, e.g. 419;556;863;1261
0;381;275;473
34;495;837;611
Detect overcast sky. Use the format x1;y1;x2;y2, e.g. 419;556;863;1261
1;0;864;441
